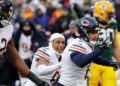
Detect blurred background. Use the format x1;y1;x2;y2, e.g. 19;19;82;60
10;0;116;37
4;0;120;86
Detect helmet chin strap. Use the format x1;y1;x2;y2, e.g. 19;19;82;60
90;40;97;45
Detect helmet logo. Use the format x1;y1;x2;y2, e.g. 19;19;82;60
100;5;107;9
81;19;90;27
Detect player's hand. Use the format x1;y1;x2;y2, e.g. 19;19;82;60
110;62;120;71
99;37;109;51
99;42;109;50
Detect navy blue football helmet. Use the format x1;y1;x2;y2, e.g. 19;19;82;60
0;1;13;21
76;17;99;42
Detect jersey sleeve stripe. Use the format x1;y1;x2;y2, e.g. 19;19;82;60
35;54;49;63
35;51;50;61
69;48;86;54
70;46;86;54
73;44;86;50
70;45;86;52
38;50;49;56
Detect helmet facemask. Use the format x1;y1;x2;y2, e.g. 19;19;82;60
95;12;115;26
93;1;115;27
0;2;13;27
76;26;89;42
76;17;99;45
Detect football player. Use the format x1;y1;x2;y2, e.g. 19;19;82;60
55;17;120;86
24;33;65;86
0;1;45;86
88;1;120;86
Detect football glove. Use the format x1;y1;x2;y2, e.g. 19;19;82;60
99;37;110;51
110;62;120;71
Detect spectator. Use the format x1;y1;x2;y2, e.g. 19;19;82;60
64;20;77;45
51;4;64;19
55;8;73;33
33;4;49;30
13;20;48;85
21;7;34;20
13;20;48;68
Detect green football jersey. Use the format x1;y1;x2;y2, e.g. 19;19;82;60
97;20;117;60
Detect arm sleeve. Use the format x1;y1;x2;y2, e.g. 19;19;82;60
93;56;111;66
27;71;46;85
70;48;101;68
36;63;61;76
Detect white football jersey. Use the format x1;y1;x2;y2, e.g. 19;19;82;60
18;33;33;60
25;46;60;86
58;38;93;86
0;24;14;54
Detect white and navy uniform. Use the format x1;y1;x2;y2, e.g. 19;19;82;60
58;38;92;86
25;46;60;86
0;24;14;54
0;24;14;83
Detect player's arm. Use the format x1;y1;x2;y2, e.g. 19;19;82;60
70;47;102;68
6;38;45;85
70;47;120;68
70;37;112;67
6;38;29;76
113;30;120;62
35;49;61;75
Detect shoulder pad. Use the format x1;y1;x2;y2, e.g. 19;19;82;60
35;47;50;62
69;40;86;54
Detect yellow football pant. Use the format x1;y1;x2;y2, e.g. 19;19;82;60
116;32;120;46
88;63;116;86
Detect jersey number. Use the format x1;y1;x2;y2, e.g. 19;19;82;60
0;38;7;51
98;29;114;44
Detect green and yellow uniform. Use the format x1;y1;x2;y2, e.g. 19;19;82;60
88;20;117;86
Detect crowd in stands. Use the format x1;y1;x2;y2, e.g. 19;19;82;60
5;0;120;86
11;0;114;37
